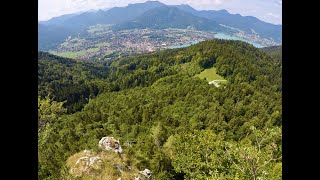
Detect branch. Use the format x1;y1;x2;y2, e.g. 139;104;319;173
225;146;245;174
257;154;282;171
256;135;261;165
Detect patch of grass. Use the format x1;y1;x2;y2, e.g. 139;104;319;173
61;41;70;47
95;42;110;47
61;38;85;47
86;48;100;53
50;48;100;59
88;24;112;34
195;67;226;82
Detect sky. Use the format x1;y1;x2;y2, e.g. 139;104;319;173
38;0;282;25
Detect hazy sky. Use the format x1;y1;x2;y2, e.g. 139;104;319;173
39;0;282;25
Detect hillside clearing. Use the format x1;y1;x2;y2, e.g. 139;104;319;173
49;48;100;58
195;67;227;87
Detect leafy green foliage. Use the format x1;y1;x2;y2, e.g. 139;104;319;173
38;96;66;131
224;126;282;179
168;126;282;179
38;96;67;179
170;130;227;179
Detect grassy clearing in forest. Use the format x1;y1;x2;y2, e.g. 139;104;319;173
195;67;226;82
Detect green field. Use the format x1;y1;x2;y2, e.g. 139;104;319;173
87;24;112;35
50;48;100;58
61;41;83;48
95;42;110;47
195;67;226;82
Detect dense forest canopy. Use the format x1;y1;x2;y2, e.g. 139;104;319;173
261;45;282;60
38;51;111;113
38;40;282;179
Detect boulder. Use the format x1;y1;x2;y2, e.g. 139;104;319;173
99;137;123;153
139;169;152;179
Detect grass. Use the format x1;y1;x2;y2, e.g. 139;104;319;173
61;38;85;47
61;41;83;48
88;24;112;34
50;48;100;59
95;42;110;47
195;67;227;82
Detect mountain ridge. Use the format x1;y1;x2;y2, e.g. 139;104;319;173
112;5;229;32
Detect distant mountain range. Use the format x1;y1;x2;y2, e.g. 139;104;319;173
40;1;165;28
39;1;282;51
112;5;228;33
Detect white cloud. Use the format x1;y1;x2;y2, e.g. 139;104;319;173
275;0;282;7
39;0;143;20
267;12;280;19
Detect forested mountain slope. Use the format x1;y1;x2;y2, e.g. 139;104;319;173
38;52;110;113
261;45;282;60
38;40;282;179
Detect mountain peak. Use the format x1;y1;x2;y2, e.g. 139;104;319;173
180;4;195;10
97;9;104;13
172;3;197;14
128;0;165;6
145;0;163;4
218;9;229;14
180;4;193;7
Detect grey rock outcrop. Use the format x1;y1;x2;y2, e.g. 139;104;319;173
70;155;103;177
115;163;124;173
99;137;123;153
139;169;152;180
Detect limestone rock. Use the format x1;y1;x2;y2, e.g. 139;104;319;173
115;163;124;173
139;169;152;179
71;155;103;177
99;137;123;153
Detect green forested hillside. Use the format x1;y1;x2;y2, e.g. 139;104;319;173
38;52;111;113
261;45;282;60
38;40;282;179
